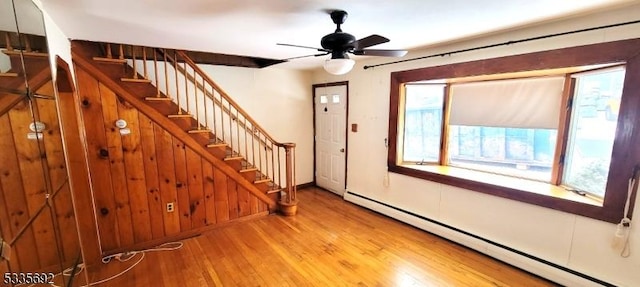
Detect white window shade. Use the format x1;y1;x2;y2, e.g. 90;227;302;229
449;77;565;129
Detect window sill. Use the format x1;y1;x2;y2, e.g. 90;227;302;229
404;164;602;205
390;164;612;222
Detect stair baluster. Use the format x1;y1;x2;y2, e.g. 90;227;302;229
183;59;189;116
118;44;124;61
24;35;31;52
164;51;170;99
210;85;217;138
142;47;148;80
105;43;112;62
153;48;160;97
193;68;200;130
243;116;248;168
4;32;14;51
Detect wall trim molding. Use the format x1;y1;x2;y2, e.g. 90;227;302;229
296;182;315;190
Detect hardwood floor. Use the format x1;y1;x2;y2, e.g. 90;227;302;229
84;187;557;286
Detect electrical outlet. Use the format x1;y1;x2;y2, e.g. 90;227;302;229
166;202;175;213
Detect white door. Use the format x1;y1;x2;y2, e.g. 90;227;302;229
314;84;347;195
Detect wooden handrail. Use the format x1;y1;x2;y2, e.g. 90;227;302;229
173;50;286;147
158;49;275;150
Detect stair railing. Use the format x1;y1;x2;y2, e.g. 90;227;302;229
2;31;48;78
94;43;297;212
2;30;48;55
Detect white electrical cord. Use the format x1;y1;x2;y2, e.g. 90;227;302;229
615;173;636;258
78;252;145;286
82;241;183;286
21;241;183;287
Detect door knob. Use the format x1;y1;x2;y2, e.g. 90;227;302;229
340;148;345;152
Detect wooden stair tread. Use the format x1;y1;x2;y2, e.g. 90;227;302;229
145;97;173;101
121;78;152;83
0;72;18;77
224;156;244;161
206;141;227;148
223;151;243;161
239;167;258;173
187;128;211;134
167;114;192;118
3;50;48;57
92;57;127;64
266;188;283;194
254;177;271;184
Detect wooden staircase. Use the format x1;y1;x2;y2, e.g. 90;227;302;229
1;38;51;115
71;41;298;215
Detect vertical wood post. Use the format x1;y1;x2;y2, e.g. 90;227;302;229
106;43;112;59
24;35;31;52
131;46;138;79
5;32;14;51
278;143;297;216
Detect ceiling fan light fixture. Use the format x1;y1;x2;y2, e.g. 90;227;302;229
323;58;355;75
278;9;407;72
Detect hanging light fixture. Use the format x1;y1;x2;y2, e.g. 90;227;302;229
323;52;355;75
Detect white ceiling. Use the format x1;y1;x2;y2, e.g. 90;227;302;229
40;0;636;70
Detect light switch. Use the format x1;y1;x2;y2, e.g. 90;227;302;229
351;123;358;132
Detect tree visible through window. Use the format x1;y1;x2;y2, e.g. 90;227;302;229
403;84;444;163
563;67;625;196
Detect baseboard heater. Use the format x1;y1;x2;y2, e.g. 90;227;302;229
344;191;615;287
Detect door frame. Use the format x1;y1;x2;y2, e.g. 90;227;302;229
312;81;349;193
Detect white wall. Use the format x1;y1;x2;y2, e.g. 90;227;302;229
32;0;73;81
312;4;640;286
199;65;315;185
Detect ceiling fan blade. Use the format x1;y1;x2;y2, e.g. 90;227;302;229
283;52;330;61
352;34;389;50
352;49;408;57
277;43;330;53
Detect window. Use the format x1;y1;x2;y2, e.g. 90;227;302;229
401;72;622;198
403;84;445;163
387;38;640;223
563;68;625;197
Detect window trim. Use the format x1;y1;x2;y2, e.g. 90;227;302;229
388;39;640;223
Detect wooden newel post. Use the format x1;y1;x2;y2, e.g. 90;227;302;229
278;143;298;216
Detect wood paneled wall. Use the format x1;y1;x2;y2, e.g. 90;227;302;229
0;81;80;272
55;57;102;268
74;66;268;253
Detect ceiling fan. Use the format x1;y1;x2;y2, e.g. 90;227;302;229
277;10;408;75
